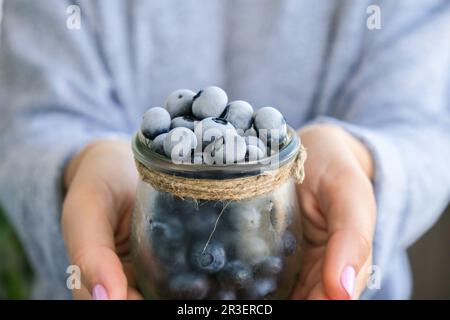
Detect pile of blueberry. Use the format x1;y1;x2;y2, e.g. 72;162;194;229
144;192;298;300
140;86;288;164
136;86;299;300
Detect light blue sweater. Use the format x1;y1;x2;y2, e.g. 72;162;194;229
0;0;449;299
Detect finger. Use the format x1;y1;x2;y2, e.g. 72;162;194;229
127;287;144;300
354;257;373;299
323;229;372;299
123;261;137;288
62;182;128;300
290;245;324;299
307;282;330;300
320;169;376;300
73;284;143;300
72;284;91;300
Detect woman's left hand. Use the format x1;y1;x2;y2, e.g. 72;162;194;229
292;124;376;299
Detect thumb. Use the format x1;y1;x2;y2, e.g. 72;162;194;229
62;184;128;300
321;170;375;300
323;229;372;300
72;246;128;300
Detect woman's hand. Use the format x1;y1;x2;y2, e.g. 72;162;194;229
62;139;142;300
292;124;376;300
61;124;375;300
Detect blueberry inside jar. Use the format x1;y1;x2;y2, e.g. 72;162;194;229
132;87;306;300
131;125;305;300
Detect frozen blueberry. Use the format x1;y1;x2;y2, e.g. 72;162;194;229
282;231;297;256
168;273;209;299
190;241;226;274
218;261;253;289
219;134;247;164
221;100;254;131
151;133;168;155
246;145;266;162
187;207;220;237
240;278;277;300
154;244;189;274
192;86;228;119
237;236;270;265
191;151;204;165
148;217;184;244
226;203;261;231
171;196;198;215
153;192;177;217
254;107;287;146
171;115;197;131
212;290;237;300
267;200;280;231
164;127;198;162
202;137;224;165
204;133;247;165
195;117;236;148
141;107;171;140
164;89;195;118
257;256;283;277
268;201;294;233
243;126;258;137
245;136;267;154
262;199;274;215
154;192;196;218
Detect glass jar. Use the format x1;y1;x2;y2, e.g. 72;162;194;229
131;127;303;300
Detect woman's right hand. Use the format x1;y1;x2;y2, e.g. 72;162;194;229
61;139;143;299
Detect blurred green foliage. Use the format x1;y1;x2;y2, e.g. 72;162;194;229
0;206;33;299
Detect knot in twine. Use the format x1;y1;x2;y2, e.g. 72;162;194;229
135;144;306;201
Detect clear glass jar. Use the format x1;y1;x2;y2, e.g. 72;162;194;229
131;127;303;300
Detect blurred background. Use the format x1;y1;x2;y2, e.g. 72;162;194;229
0;206;33;299
1;203;449;299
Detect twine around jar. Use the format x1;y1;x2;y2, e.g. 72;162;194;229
135;144;306;201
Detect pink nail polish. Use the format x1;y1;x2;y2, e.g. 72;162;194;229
92;284;109;300
341;265;355;299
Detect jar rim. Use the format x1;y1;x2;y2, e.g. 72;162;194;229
132;126;300;179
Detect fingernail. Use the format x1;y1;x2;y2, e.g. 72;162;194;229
92;284;109;300
340;265;355;299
